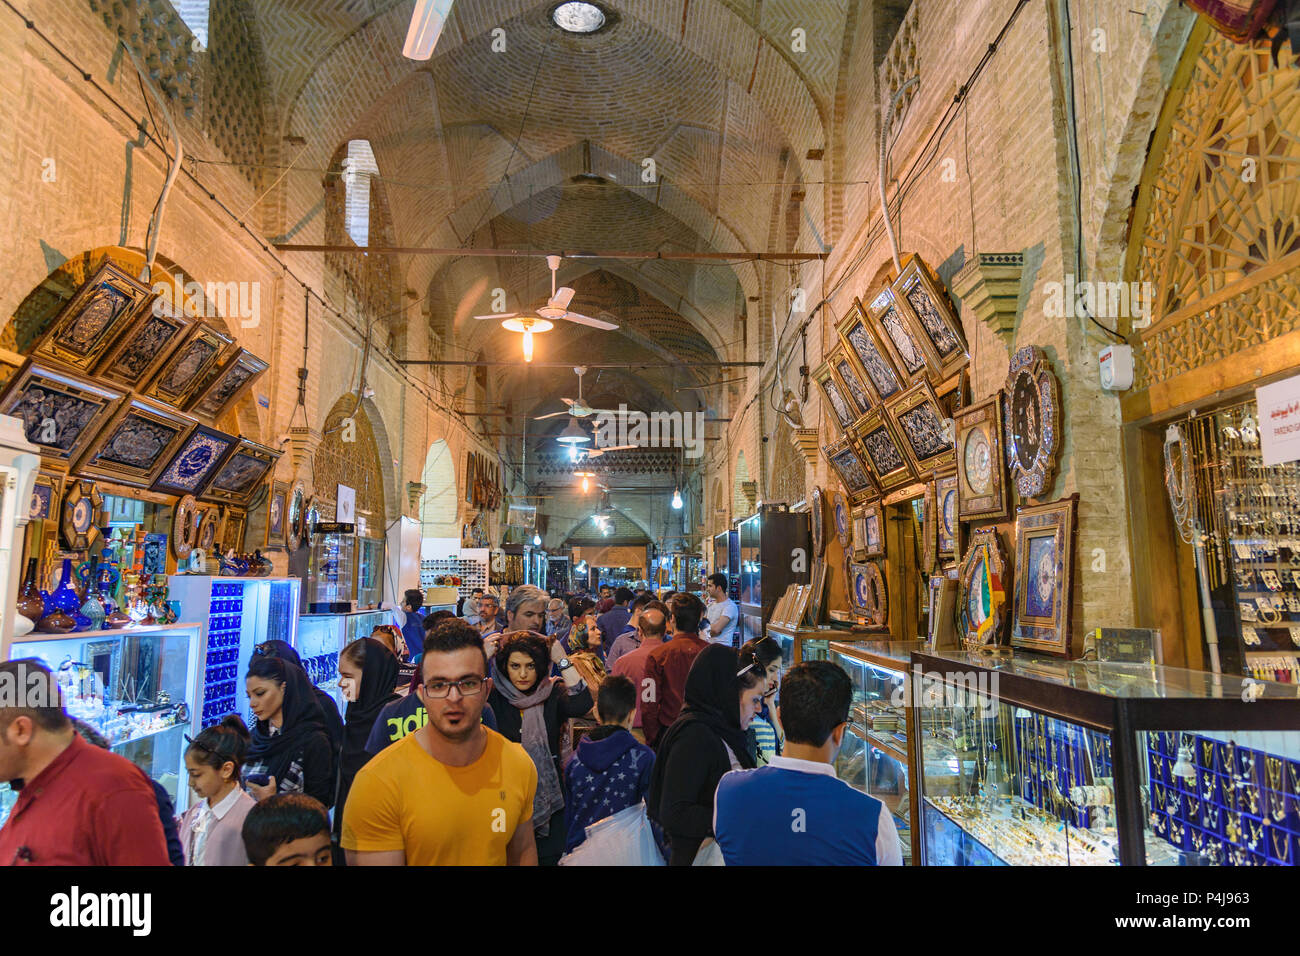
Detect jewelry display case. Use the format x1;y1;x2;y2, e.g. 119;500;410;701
736;505;811;645
306;526;357;613
4;623;203;818
829;640;925;864
766;623;839;675
297;609;393;716
911;649;1300;866
166;575;300;724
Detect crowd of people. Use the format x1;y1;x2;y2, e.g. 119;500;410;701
0;576;900;866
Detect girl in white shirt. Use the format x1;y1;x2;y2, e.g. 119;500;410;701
178;716;257;866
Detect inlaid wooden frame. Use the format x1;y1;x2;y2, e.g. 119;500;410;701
886;380;955;477
934;468;960;565
856;408;915;493
806;560;828;626
827;343;874;421
858;499;885;558
824;436;877;504
813;360;858;435
32;259;153;373
202;438;280;507
1004;345;1062;501
1012;494;1080;658
892;254;969;381
810;485;826;557
266;479;289;547
920;481;937;573
222;509;247;554
0;347;26;396
72;396;197;488
831;487;851;551
955;392;1010;522
958;525;1010;649
848;559;888;629
28;471;62;522
836;299;905;406
864;286;937;385
0;363;124;468
143;323;233;409
94;295;196;391
187;347;269;421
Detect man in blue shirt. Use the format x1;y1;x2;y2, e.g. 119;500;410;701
596;587;634;658
713;660;903;866
399;589;426;659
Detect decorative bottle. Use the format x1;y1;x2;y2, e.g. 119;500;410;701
16;558;44;622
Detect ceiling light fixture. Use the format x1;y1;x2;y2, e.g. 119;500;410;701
533;533;542;546
671;487;683;510
403;0;455;60
556;417;591;445
551;1;605;33
501;315;553;363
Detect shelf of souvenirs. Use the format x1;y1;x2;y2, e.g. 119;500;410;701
847;719;909;765
926;794;1127;866
1243;652;1300;684
64;694;188;750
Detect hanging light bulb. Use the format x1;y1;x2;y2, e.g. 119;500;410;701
671;487;683;510
521;328;534;362
532;533;541;546
582;476;590;493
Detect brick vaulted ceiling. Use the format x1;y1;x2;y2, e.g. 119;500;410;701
252;0;851;414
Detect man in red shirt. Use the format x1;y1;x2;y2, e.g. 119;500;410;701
610;602;668;731
640;593;710;747
0;659;169;866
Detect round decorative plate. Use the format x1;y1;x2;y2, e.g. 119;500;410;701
1004;346;1061;499
963;428;992;495
833;489;850;550
863;561;887;627
811;486;825;556
172;494;198;558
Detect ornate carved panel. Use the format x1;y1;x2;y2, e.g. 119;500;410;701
313;398;386;531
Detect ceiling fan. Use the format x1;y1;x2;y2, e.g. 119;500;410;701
536;366;619;420
474;254;620;335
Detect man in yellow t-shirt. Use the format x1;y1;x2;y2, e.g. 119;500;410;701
342;620;538;865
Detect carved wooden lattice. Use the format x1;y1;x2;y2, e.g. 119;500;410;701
313;398;386;530
1133;32;1300;390
769;415;807;507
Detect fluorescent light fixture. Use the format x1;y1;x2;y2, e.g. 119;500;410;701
403;0;455;60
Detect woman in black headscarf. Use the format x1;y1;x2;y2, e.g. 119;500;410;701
242;656;337;808
252;639;344;752
646;643;766;865
333;637;399;836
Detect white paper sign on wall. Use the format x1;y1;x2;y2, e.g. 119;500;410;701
1256;374;1300;466
337;484;356;523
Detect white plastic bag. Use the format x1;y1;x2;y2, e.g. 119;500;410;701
558;802;665;866
691;837;725;866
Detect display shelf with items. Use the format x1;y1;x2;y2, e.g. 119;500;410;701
167;575;300;724
713;529;740;602
829;641;923;864
4;623;203;818
737;505;810;645
911;649;1300;866
765;623;837;673
306;526;357;612
297;609;393;715
355;536;385;609
420;550;489;601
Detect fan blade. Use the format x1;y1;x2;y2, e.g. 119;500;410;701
593;444;638;453
474;312;520;321
561;312;619;331
561;397;576;406
550;287;575;310
533;411;569;420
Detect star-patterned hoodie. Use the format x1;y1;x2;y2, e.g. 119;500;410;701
562;725;656;853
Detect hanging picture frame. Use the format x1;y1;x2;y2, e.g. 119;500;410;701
824;437;877;503
934;468;960;564
957;526;1010;649
887;380;955;477
955;392;1010;522
806;560;828;626
832;487;852;551
142;323;233;409
836;300;905;405
186;348;269;422
222;509;247;554
1012;494;1080;658
267;479;289;547
859;500;885;558
848;560;888;629
856;409;914;492
151;424;238;497
865;286;936;384
202;438;281;507
0;363;124;468
72;397;197;489
1004;345;1062;501
94;295;196;391
892;254;969;381
28;471;62;521
60;478;103;552
813;360;857;434
830;346;874;420
32;259;153;373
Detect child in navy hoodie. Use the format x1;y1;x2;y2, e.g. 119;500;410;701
563;675;656;853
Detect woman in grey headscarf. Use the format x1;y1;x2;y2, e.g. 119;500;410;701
488;629;593;866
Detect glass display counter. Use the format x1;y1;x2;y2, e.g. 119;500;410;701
307;528;356;612
297;609;393;715
912;650;1300;866
766;624;837;675
828;640;924;864
356;536;385;609
4;623;203;818
167;575;300;724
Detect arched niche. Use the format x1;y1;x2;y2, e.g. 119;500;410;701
313;393;388;533
419;438;459;539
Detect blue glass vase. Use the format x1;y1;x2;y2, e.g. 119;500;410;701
48;559;92;631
